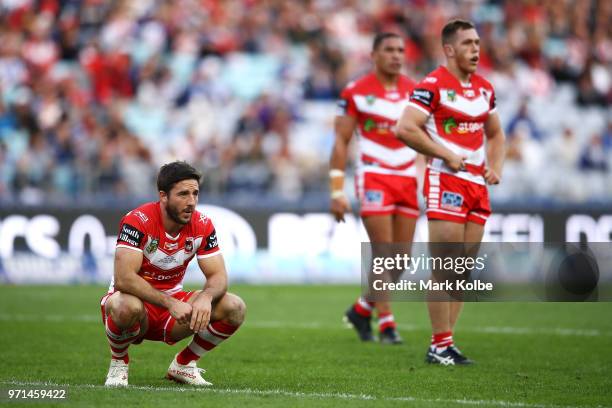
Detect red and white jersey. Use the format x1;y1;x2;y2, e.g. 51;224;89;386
339;72;417;177
408;66;496;185
110;202;220;294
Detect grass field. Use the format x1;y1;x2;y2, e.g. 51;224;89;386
0;285;611;407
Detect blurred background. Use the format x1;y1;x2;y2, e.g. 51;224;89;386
0;0;610;284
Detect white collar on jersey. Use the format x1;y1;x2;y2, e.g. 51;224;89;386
165;231;179;241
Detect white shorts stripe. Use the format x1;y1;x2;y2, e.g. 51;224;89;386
361;204;395;212
395;206;420;216
469;212;489;220
426;209;466;217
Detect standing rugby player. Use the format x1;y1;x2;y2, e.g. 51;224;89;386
330;33;419;344
396;20;505;365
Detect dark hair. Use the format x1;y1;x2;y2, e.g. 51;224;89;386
441;19;476;44
372;32;402;51
156;161;201;194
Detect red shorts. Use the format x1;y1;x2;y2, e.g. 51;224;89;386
355;170;419;218
423;169;491;225
100;290;197;345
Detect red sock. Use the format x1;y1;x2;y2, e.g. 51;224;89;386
105;316;140;364
378;312;396;332
353;297;374;318
176;321;240;365
431;331;453;352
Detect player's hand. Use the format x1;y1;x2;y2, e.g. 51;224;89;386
168;298;193;325
484;166;501;185
189;292;213;333
444;152;467;172
330;194;351;223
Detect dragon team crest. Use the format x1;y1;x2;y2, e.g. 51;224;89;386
185;238;194;252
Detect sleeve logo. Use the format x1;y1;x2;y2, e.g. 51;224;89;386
205;230;218;251
410;89;434;107
118;224;144;247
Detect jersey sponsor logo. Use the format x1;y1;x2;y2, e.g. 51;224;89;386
165;242;179;250
441;191;464;211
386;91;400;100
134;211;149;223
443;117;484;134
363;118;393;134
364;118;376;132
463;89;475;98
143;270;184;281
366;95;376;105
145;238;159;254
118;224;144;247
185;237;194;252
411;89;434;107
457;122;484;134
205;230;218;251
443;118;458;134
364;190;383;205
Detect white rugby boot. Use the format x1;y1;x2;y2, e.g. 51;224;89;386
104;359;129;387
166;354;212;386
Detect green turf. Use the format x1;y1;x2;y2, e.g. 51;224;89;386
0;285;611;407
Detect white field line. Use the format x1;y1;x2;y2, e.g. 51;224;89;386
0;313;610;337
0;380;604;408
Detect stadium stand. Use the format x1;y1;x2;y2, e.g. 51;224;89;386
0;0;610;205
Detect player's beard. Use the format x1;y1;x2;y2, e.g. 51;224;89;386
167;202;191;225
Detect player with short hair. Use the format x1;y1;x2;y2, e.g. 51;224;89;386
101;161;246;386
396;19;505;365
330;32;419;344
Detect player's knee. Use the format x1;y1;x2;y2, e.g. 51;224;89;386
109;294;144;325
223;293;246;326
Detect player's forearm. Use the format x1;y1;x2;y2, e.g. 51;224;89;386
486;130;506;174
396;122;451;161
201;272;227;304
329;139;350;194
330;137;349;170
114;272;174;309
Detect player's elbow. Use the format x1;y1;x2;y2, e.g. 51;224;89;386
113;275;130;293
113;270;136;293
396;122;418;145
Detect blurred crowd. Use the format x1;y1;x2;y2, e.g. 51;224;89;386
0;0;610;205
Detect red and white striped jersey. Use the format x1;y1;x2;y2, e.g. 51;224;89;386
110;201;220;294
338;72;417;177
408;66;496;185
